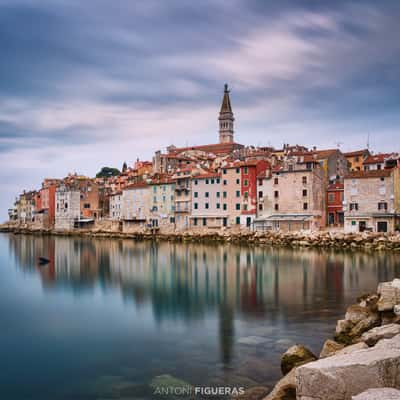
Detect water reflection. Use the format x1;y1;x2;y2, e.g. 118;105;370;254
5;234;400;397
9;234;400;322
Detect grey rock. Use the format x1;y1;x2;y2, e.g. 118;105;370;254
394;305;400;317
377;280;400;312
352;388;400;400
345;305;372;324
263;367;297;400
361;324;400;346
295;338;400;400
319;340;345;358
281;345;317;375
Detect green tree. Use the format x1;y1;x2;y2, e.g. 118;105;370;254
96;166;120;178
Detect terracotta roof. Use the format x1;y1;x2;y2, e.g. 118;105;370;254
168;142;243;155
344;169;392;179
193;172;220;179
123;182;149;190
363;153;391;165
313;149;338;158
343;149;369;157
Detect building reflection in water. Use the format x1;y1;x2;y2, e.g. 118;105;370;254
8;234;400;366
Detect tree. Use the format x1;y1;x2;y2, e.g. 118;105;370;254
96;166;120;178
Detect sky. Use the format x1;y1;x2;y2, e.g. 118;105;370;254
1;0;400;219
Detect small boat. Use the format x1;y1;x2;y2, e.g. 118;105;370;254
38;257;50;265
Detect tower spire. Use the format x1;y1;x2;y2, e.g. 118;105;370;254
218;84;234;144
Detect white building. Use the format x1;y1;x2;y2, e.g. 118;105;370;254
121;183;151;231
55;184;80;230
109;191;122;220
149;179;175;230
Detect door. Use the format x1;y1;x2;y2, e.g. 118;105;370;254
328;213;335;225
246;217;251;227
359;221;367;232
223;217;227;227
377;221;388;233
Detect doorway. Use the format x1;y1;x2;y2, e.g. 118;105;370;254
377;221;388;233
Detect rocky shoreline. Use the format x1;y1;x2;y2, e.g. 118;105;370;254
1;223;400;251
256;278;400;400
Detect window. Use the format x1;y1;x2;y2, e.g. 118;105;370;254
302;176;307;184
274;190;279;198
259;203;263;211
216;192;220;198
274;177;279;185
349;203;359;211
84;203;90;209
303;202;308;210
223;192;227;198
194;203;198;209
328;193;335;202
243;204;248;211
205;203;209;209
236;168;240;174
194;180;198;185
258;179;263;186
223;169;227;174
303;189;307;197
288;164;294;171
223;204;227;210
378;202;388;210
194;192;198;198
274;203;279;211
244;191;248;198
258;191;263;198
236;217;240;225
236;190;240;197
193;217;198;226
216;178;220;184
153;196;157;203
211;179;214;184
244;166;248;174
203;218;207;226
216;203;220;209
236;203;240;210
244;179;248;186
223;180;227;185
65;202;68;209
380;177;385;182
205;192;209;198
153;186;157;193
205;179;209;184
236;178;240;184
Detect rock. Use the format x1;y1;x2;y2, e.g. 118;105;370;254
361;324;400;346
263;367;297;400
281;345;317;375
232;386;269;400
357;294;379;311
319;340;345;358
381;311;400;325
349;315;381;339
345;305;372;324
375;334;400;350
352;388;400;399
295;339;400;400
394;305;400;316
335;342;368;355
377;280;400;311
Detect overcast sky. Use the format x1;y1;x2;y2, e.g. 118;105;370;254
1;0;400;219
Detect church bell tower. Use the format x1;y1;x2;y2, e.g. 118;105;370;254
218;84;234;144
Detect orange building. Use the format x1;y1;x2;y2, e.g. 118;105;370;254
344;149;370;171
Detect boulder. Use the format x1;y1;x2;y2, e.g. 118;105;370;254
335;342;368;355
281;345;317;375
319;340;345;358
361;324;400;346
345;305;371;324
348;314;380;339
352;388;400;400
295;337;400;400
263;367;297;400
377;280;400;311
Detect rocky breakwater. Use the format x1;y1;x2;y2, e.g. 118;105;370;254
262;278;400;400
2;221;400;251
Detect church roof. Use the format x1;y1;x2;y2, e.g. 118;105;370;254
220;84;232;114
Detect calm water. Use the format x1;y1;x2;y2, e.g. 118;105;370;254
1;233;399;399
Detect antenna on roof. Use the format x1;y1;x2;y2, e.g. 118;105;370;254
366;132;370;150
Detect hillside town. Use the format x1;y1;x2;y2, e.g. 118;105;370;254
8;85;400;234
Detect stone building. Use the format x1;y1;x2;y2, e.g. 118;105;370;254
121;182;151;231
327;181;344;227
172;169;193;230
149;177;176;230
255;158;326;232
313;148;348;182
16;191;36;223
190;172;226;229
55;185;80;230
109;191;122;220
343;169;398;233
